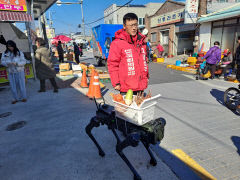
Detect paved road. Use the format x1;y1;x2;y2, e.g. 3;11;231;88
85;52;240;180
1;51;239;180
0;51;178;180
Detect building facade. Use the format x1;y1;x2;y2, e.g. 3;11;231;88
198;3;240;53
104;3;162;28
207;0;238;14
145;0;196;56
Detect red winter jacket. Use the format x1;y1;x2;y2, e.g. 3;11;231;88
107;29;149;92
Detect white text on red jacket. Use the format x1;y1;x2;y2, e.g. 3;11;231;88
125;49;135;76
141;48;148;72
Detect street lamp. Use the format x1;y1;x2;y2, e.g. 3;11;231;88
56;0;85;40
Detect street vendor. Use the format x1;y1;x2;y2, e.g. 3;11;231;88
107;13;149;95
202;41;221;79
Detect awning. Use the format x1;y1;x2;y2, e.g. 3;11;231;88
198;3;240;23
0;11;32;22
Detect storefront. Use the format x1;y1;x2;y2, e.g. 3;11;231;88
145;0;196;56
0;0;57;83
198;4;240;53
175;23;195;55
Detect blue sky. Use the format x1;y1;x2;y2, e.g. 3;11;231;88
17;0;184;35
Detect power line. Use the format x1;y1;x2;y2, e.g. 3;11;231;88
85;0;134;25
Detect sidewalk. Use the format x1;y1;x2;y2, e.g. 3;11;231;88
0;79;179;180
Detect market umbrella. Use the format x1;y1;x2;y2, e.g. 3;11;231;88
53;35;72;43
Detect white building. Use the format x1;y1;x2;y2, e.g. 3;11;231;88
104;3;162;28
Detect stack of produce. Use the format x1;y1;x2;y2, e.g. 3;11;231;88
59;63;73;76
110;89;152;107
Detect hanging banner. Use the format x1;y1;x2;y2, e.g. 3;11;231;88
0;64;34;83
0;0;27;12
184;0;199;24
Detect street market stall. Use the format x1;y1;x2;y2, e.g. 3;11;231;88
0;0;57;84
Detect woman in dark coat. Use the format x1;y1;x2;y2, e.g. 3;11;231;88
35;37;58;93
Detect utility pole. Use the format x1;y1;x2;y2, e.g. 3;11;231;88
48;11;54;51
80;0;85;40
194;0;207;53
56;0;86;40
25;0;37;80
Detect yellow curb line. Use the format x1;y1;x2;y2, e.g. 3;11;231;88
171;149;216;180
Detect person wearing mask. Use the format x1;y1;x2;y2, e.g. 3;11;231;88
35;37;58;93
57;41;64;63
202;41;221;79
1;40;27;104
107;13;149;94
73;42;80;64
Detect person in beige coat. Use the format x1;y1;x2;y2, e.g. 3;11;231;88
35;37;58;93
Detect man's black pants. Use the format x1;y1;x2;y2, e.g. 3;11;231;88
236;65;240;82
206;62;216;78
59;54;64;63
75;53;80;64
40;78;58;90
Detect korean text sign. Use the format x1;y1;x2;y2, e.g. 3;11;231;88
151;9;185;27
0;0;27;12
184;0;199;24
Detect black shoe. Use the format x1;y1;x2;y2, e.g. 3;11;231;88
38;89;46;93
11;100;18;104
53;89;58;93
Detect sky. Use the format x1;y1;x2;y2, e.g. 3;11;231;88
17;0;184;35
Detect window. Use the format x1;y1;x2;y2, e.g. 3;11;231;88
221;26;235;52
224;19;237;25
236;0;240;2
138;18;145;25
211;27;223;47
160;31;169;45
151;33;157;42
213;21;223;27
217;0;228;2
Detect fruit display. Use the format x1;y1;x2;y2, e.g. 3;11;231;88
110;93;126;105
110;90;152;107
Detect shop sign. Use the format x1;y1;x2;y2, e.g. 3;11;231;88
184;0;199;24
0;67;8;83
0;0;27;12
0;64;34;83
151;9;184;27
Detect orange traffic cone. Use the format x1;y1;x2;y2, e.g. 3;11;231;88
92;71;102;99
80;69;88;88
87;69;95;98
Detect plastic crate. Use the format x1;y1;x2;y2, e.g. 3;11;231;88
112;94;161;126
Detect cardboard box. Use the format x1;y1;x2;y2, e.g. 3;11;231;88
59;70;73;76
59;63;70;71
72;64;82;71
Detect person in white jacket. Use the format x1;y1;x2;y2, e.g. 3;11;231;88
1;40;27;104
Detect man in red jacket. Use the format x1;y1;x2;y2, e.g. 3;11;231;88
107;13;149;94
